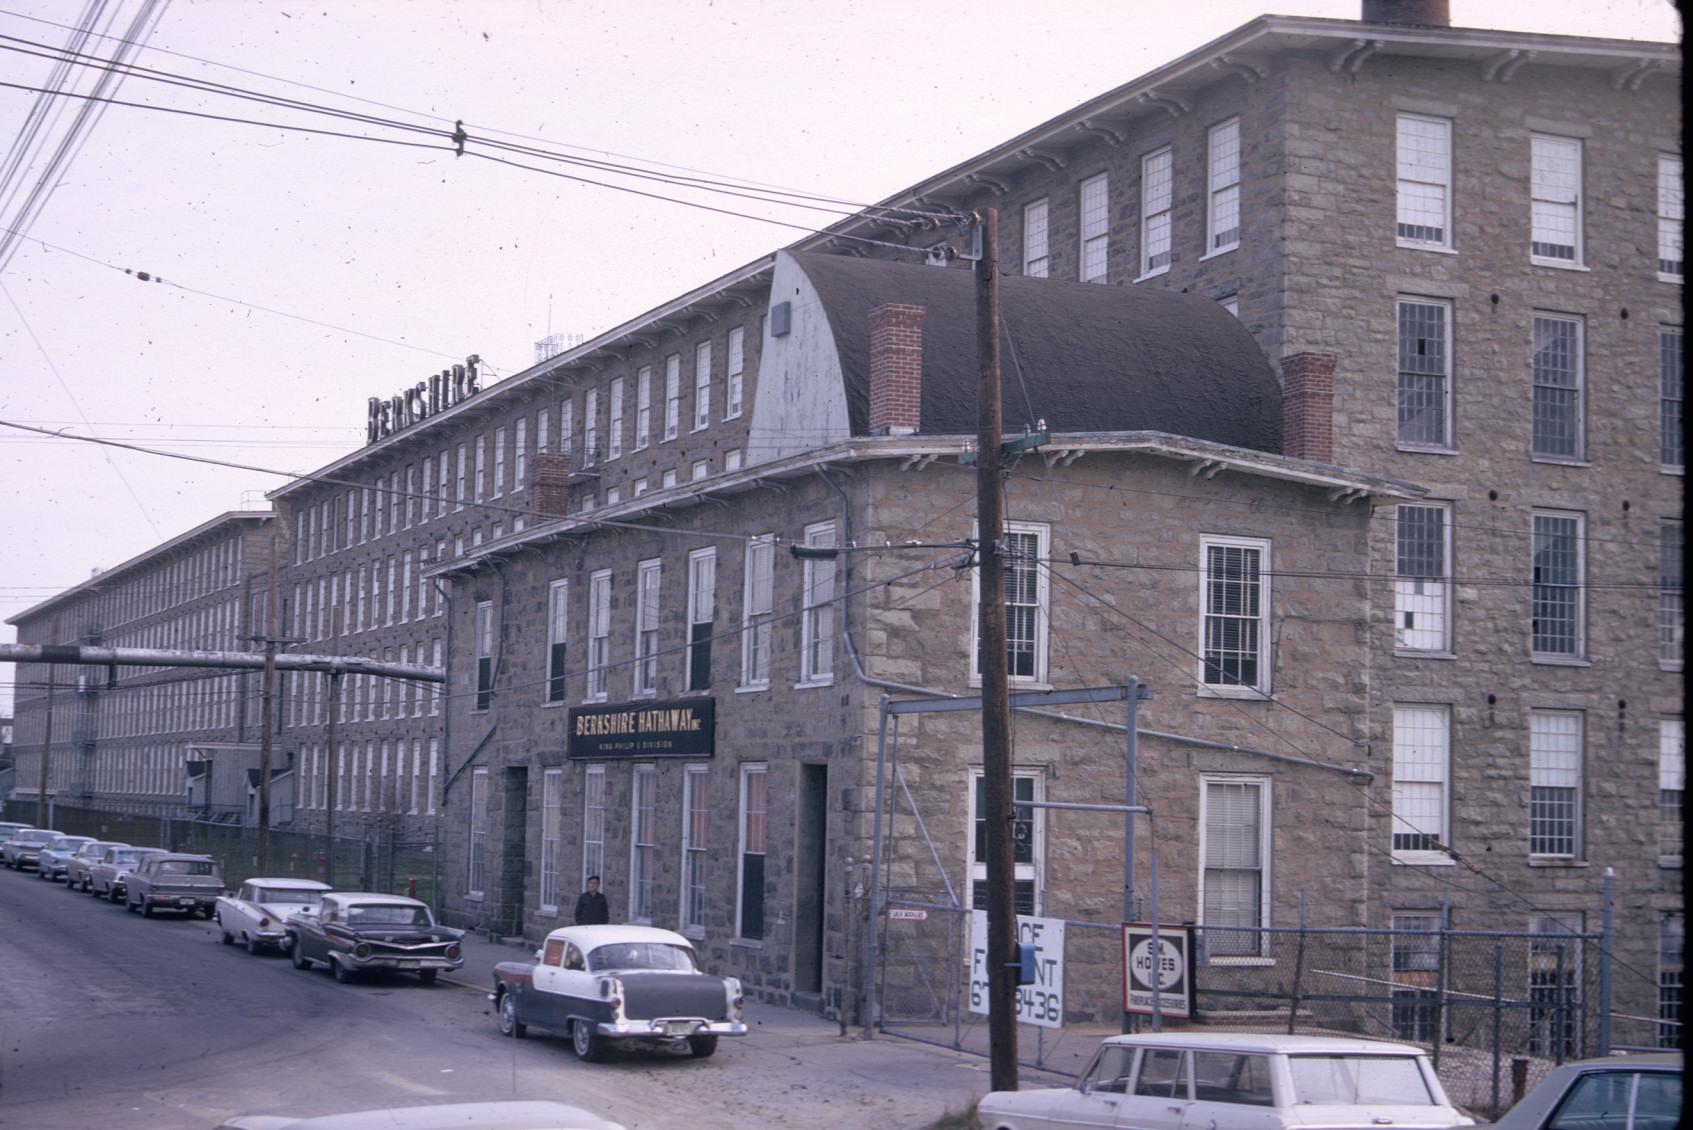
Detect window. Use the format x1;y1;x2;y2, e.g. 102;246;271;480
1079;173;1108;282
455;444;467;510
1397;298;1451;448
725;327;745;419
559;397;574;456
1663;328;1684;469
1395;503;1451;652
738;764;767;940
1396;114;1452;248
725;449;743;472
1392;705;1450;862
1390;912;1442;1041
686;548;715;692
1532;512;1584;658
436;451;448;515
1530;134;1582;264
1199;536;1270;694
968;770;1043;915
546;579;568;703
468;767;489;896
1529;710;1583;859
664;354;681;441
1661;524;1683;667
1660;154;1684;281
972;521;1050;683
586;570;611;701
584;388;599;465
800;521;836;684
536;409;549;455
581;765;605;889
1206;117;1241;254
1022;199;1049;278
1141;149;1173;273
692;459;709;481
473;437;486;504
1200;777;1269;958
1532;314;1584;459
493;427;506;496
635;365;652;450
693;341;712;430
740;534;775;688
1528;914;1582;1058
1661;720;1685;862
1661;912;1684;1047
514;417;527;490
661;468;678;489
629;765;656;922
681;765;708;935
607;377;624;460
634;559;661;697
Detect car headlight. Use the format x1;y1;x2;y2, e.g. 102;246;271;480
353;943;373;960
445;943;462;961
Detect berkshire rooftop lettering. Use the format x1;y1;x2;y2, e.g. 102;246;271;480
366;355;483;445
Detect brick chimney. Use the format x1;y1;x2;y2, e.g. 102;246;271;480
532;452;572;518
867;303;925;436
1281;352;1337;463
1361;0;1450;27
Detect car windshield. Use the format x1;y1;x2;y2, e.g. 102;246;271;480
587;942;699;973
1287;1055;1434;1105
346;905;431;926
49;837;90;850
257;888;323;906
18;830;55;845
110;850;143;865
157;859;217;875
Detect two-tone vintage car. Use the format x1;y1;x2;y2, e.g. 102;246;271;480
64;840;127;892
2;827;63;870
286;892;463;985
35;834;96;881
217;878;331;954
125;852;223;917
490;925;747;1062
88;845;167;901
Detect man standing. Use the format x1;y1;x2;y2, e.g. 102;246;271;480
574;875;609;925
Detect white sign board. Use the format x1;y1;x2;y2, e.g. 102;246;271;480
969;910;1065;1029
1121;923;1193;1018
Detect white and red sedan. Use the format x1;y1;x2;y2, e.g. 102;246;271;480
217;877;332;955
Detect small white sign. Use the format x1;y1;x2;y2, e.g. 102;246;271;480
969;910;1065;1029
888;908;928;922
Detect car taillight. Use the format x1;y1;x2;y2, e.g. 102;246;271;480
446;943;462;960
353;943;372;960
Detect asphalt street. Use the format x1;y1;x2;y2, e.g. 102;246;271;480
0;867;1050;1128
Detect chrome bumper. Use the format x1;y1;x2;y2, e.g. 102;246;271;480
598;1017;747;1039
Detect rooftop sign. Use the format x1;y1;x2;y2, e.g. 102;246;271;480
366;355;482;445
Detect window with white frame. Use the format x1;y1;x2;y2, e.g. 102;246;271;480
514;417;527;489
586;569;611;701
1661;719;1684;862
725;449;743;471
1663;327;1684;469
738;763;768;940
1530;134;1582;264
1396;114;1452;248
492;426;506;497
1022;198;1049;278
726;327;745;418
1079;173;1109;282
1662;912;1685;1047
740;534;775;688
1207;117;1241;254
800;521;836;684
1199;535;1270;694
630;764;656;922
664;354;681;441
635;365;652;450
694;341;712;430
1532;314;1584;459
1662;524;1683;667
968;769;1043;915
436;451;448;515
547;579;568;703
1529;710;1583;859
1395;503;1451;652
584;388;599;465
1528;914;1582;1058
692;459;709;481
1531;511;1584;658
1140;147;1173;277
681;765;709;935
455;444;467;510
581;764;605;890
1200;777;1269;958
473;437;486;504
687;548;715;692
1397;297;1451;448
1660;154;1684;282
559;397;574;456
537;408;549;455
1390;912;1442;1042
634;559;661;697
1392;704;1450;861
474;601;493;711
468;766;489;896
661;468;678;489
972;521;1049;683
607;378;624;460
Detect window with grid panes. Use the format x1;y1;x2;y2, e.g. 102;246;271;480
546;579;568;703
1396;115;1451;247
1532;513;1583;656
634;559;661;696
1397;299;1450;447
584;388;599;465
1528;915;1582;1058
1663;328;1683;468
1207;118;1241;253
1391;912;1442;1041
1200;778;1267;957
1661;720;1684;861
1529;710;1582;858
738;764;767;939
514;417;527;488
630;765;656;922
969;771;1040;915
468;767;489;895
1660;154;1684;281
1392;705;1449;859
1532;315;1583;458
1661;912;1684;1048
635;366;652;449
559;398;574;456
539;768;562;913
586;570;611;701
972;523;1048;683
686;548;715;692
1022;199;1049;277
581;765;605;890
726;327;745;418
1200;537;1269;692
1140;147;1172;276
694;341;712;429
800;522;836;684
436;451;449;515
455;444;467;510
1662;524;1683;666
664;354;681;440
1396;504;1450;651
681;765;708;934
1531;135;1582;263
1079;174;1108;282
607;378;623;460
740;535;774;688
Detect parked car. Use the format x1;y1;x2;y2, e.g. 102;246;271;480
976;1032;1473;1130
125;852;222;917
217;878;332;955
286;892;463;985
2;827;63;870
64;840;127;892
88;845;167;901
1478;1051;1680;1130
35;834;96;881
215;1099;628;1130
490;924;748;1062
0;821;35;847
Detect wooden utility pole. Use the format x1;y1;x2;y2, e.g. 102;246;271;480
322;670;343;887
256;534;278;872
37;613;60;826
974;207;1019;1093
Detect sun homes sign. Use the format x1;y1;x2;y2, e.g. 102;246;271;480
366;355;483;445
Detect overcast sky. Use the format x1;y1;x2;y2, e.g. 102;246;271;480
0;0;1680;709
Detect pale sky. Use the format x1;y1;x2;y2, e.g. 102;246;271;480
0;0;1680;710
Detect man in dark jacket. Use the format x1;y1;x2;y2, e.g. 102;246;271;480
573;875;609;925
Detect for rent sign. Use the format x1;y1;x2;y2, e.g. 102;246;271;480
969;910;1065;1029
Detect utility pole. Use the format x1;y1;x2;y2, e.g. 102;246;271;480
37;613;60;826
256;534;278;872
974;206;1019;1093
322;669;343;887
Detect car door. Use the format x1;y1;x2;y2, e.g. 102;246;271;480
1119;1047;1192;1130
528;938;570;1030
1177;1051;1281;1130
1037;1045;1137;1130
547;941;600;1027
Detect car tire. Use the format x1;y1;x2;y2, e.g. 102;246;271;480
331;957;354;985
246;934;263;956
418;969;438;987
220;925;234;945
289;940;312;971
108;887;123;903
498;991;526;1038
687;1035;718;1059
201;905;215;920
141;901;154;918
571;1020;605;1062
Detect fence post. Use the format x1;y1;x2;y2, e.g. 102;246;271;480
1287;890;1308;1034
1553;945;1567;1066
1598;867;1613;1056
1491;943;1503;1117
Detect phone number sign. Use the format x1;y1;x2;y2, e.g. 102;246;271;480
969;910;1065;1029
